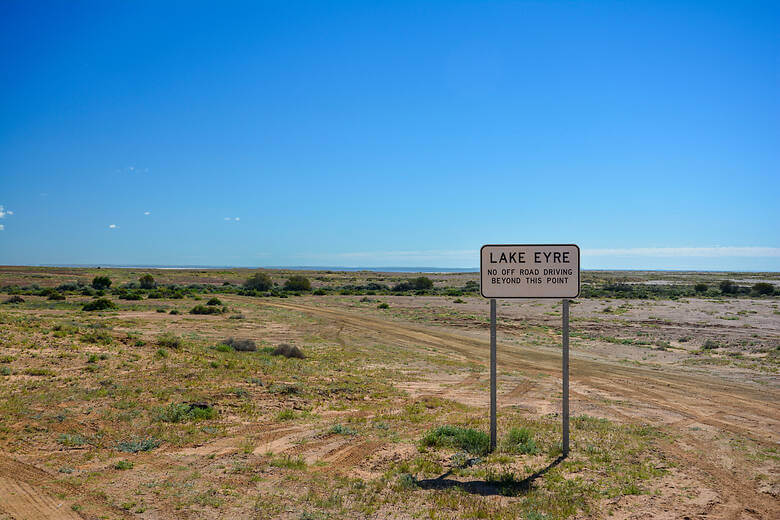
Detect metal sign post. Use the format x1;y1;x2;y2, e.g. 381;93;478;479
490;298;497;451
480;244;580;455
562;299;570;457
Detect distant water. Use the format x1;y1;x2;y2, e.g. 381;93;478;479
36;264;479;273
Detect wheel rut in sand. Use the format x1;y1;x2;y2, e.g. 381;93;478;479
260;300;780;520
0;454;132;520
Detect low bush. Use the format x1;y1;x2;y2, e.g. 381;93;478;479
329;424;358;435
190;304;224;315
3;295;25;304
47;292;66;301
377;302;389;309
116;438;160;453
244;272;273;291
82;298;116;311
694;283;708;293
155;402;217;423
206;297;223;306
113;460;134;470
500;427;538;455
702;339;720;350
420;425;490;455
284;275;311;291
157;333;183;349
752;282;775;296
272;344;305;359
91;275;112;290
139;274;156;289
222;337;257;352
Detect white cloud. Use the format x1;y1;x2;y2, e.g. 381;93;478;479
234;217;240;221
583;247;780;258
108;224;118;229
6;210;12;216
0;224;4;231
224;217;240;222
0;205;7;218
144;211;151;215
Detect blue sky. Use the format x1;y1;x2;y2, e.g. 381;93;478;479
1;1;778;270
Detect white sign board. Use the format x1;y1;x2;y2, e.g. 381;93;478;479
480;244;580;298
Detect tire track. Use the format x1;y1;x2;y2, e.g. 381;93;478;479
0;454;133;520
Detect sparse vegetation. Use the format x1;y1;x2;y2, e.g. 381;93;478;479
222;337;257;351
284;275;311;291
139;273;156;289
420;425;490;455
91;275;112;290
244;272;273;291
82;298;116;311
272;343;305;358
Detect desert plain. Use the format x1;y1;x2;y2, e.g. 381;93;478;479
0;266;777;519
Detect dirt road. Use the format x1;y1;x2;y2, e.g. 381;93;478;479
261;300;780;520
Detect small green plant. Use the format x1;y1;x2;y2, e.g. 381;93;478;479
155;403;217;423
206;297;223;306
0;366;11;376
82;298;116;312
155;348;168;358
113;460;134;470
58;433;87;447
329;424;358;435
276;409;296;421
116;437;160;453
190;304;224;315
500;427;538;455
702;339;720;350
420;425;490;455
269;455;306;470
377;302;389;309
213;343;234;353
157;333;183;349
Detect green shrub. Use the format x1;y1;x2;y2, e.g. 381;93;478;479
719;280;737;294
58;433;87;447
82;298;116;311
155;403;216;423
420;425;490;455
244;272;273;291
500;427;538;455
694;283;708;293
214;343;234;353
116;438;160;453
284;275;311;291
190;304;224;315
206;297;223;306
276;409;296;421
139;274;156;289
0;366;11;376
752;282;775;296
157;333;183;349
91;276;112;290
3;295;24;304
329;424;358;435
114;460;134;470
702;339;720;350
47;292;66;301
377;302;389;309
